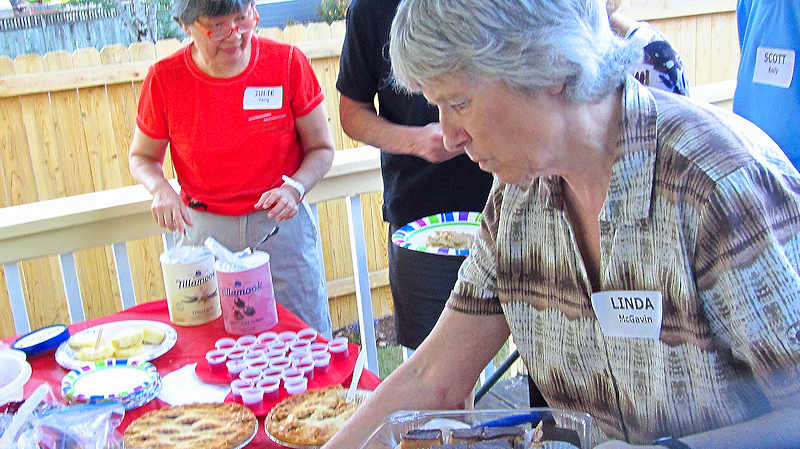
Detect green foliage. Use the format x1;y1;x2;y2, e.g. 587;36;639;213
63;0;182;40
316;0;348;24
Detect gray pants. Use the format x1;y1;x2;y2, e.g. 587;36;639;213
184;204;332;338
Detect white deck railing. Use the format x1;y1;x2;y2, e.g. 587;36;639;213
0;146;385;373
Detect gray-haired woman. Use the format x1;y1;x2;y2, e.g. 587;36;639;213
322;0;800;448
129;0;335;336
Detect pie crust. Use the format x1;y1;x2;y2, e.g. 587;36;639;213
123;402;257;449
266;385;360;446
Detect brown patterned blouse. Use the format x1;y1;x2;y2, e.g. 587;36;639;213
448;78;800;444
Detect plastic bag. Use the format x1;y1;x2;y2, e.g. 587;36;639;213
0;384;124;449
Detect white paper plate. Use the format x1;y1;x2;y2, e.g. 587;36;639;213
55;320;177;371
391;211;481;256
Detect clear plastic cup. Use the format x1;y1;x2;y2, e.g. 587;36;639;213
282;367;304;384
261;367;283;382
244;351;266;363
227;359;246;376
236;335;258;348
239;367;262;383
289;351;311;364
312;351;331;375
284;377;308;395
268;340;287;354
278;331;297;344
293;357;315;380
249;343;270;354
269;356;291;371
257;377;281;399
289;340;311;354
296;328;318;343
267;348;286;359
227;348;246;361
240;386;264;408
246;359;269;371
257;331;279;345
309;342;328;353
328;337;349;360
205;349;228;371
215;337;237;353
230;378;252;398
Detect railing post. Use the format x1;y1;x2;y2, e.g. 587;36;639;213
58;252;85;324
3;262;30;335
346;194;379;374
112;242;138;310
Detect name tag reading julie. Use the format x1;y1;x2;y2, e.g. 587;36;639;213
243;86;283;110
591;290;663;339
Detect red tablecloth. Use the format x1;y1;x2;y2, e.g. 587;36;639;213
3;300;381;448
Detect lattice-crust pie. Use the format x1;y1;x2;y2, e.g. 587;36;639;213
123;402;257;449
266;385;361;446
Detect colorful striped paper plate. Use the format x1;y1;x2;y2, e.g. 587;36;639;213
391;211;482;256
61;359;160;410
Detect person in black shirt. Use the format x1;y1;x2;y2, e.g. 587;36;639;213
336;0;493;351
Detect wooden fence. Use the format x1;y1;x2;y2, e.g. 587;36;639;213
0;2;741;339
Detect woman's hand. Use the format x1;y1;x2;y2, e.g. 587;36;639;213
255;185;300;221
150;183;192;233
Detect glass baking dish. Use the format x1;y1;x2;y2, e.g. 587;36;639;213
360;408;593;448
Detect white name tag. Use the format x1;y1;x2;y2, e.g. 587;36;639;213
753;47;795;88
243;86;283;110
591;290;663;340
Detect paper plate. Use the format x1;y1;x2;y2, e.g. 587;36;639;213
391;211;482;256
61;359;160;410
55;320;177;371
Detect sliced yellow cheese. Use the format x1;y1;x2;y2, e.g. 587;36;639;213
141;325;165;345
68;332;104;350
74;344;115;361
111;327;144;349
114;344;146;359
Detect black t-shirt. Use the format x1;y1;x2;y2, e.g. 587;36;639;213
336;0;493;226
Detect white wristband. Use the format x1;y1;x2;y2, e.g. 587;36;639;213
281;175;306;200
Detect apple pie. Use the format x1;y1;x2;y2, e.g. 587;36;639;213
266;385;361;446
123;402;257;449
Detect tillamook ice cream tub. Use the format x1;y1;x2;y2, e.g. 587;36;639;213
216;251;279;335
160;246;221;326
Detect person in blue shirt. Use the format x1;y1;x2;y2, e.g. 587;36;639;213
733;0;800;168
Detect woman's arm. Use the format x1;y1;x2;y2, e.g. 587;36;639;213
254;102;335;220
321;308;511;449
129;127;191;233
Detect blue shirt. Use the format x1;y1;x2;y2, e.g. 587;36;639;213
733;0;800;168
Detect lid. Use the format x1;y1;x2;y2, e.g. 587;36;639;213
12;324;70;356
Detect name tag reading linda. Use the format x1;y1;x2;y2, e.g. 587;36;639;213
753;47;795;88
591;290;663;339
243;86;283;110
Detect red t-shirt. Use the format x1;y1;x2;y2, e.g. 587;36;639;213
136;36;324;215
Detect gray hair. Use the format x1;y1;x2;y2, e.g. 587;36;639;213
389;0;641;102
173;0;252;24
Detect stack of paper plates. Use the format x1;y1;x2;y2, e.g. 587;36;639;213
61;359;160;410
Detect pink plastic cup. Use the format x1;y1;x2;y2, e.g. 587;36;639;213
312;351;331;375
257;378;280;401
205;349;228;371
284;377;308;395
296;328;318;343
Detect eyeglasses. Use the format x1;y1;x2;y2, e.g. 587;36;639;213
194;5;259;42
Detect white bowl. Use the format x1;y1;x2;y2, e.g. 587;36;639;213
0;350;32;405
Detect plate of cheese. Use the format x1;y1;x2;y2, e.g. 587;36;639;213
55;320;177;371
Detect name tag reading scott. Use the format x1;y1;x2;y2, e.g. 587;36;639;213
591;290;663;339
753;47;795;88
243;86;283;110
